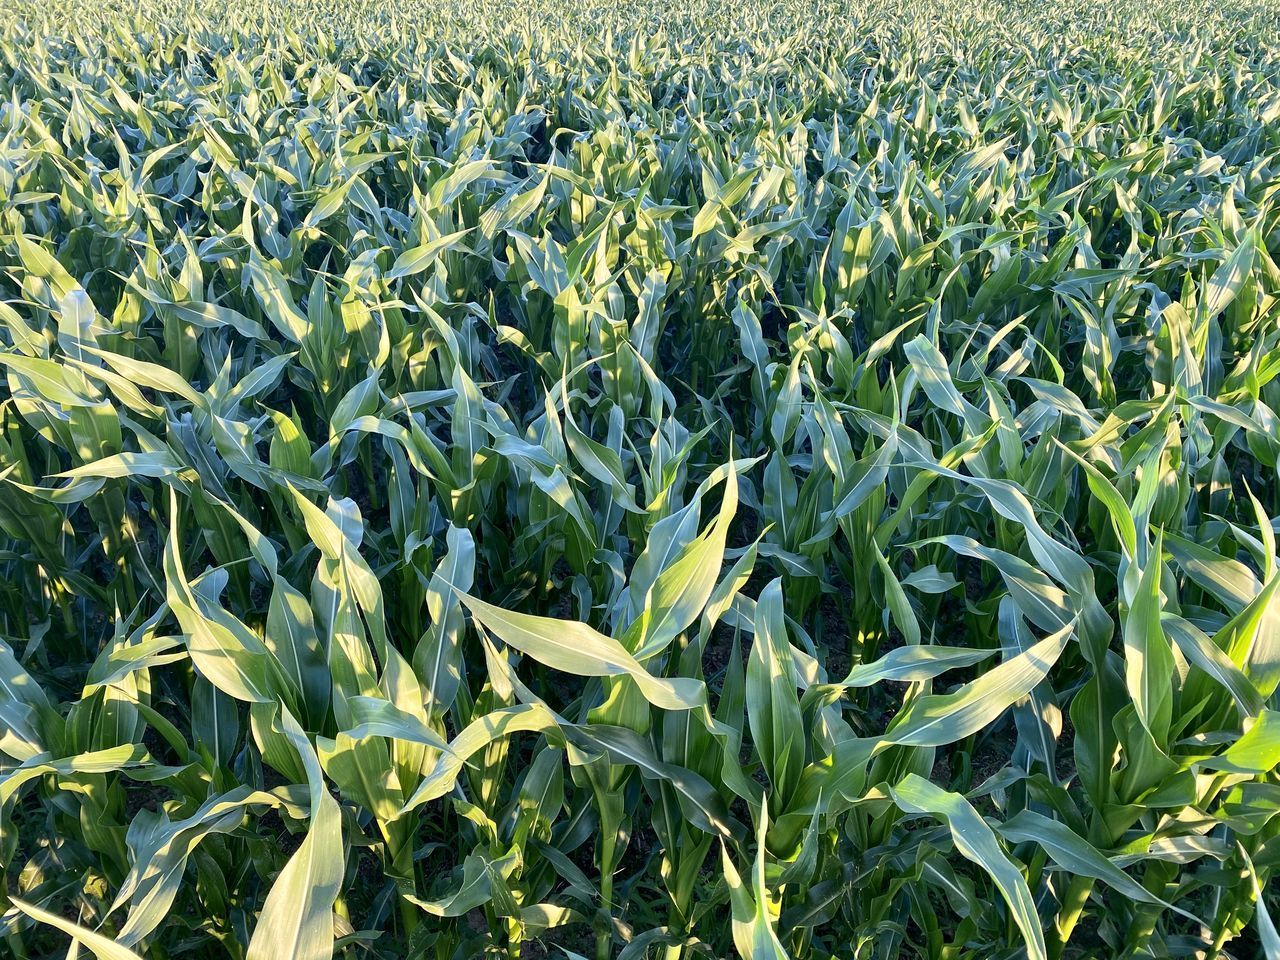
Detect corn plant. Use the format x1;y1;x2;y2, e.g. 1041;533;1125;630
0;0;1278;958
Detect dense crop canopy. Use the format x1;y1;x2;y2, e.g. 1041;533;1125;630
0;0;1278;957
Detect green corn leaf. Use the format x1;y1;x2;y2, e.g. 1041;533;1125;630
458;594;705;711
747;579;805;803
1200;710;1280;775
891;775;1046;960
720;796;790;960
998;810;1200;923
11;897;145;960
879;622;1071;748
1123;532;1174;743
246;705;344;960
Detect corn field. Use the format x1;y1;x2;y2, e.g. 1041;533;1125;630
0;0;1278;957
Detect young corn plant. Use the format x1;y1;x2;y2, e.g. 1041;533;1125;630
0;0;1279;958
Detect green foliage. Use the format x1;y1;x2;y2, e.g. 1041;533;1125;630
0;0;1278;957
